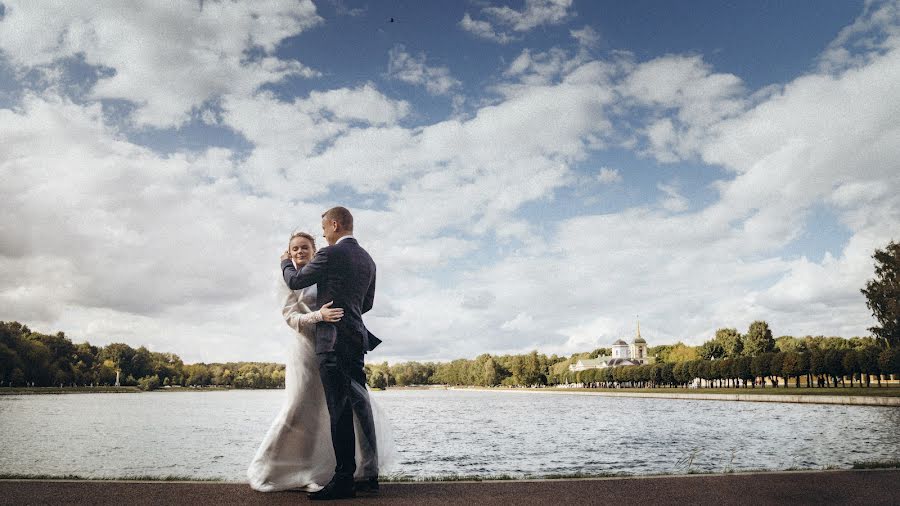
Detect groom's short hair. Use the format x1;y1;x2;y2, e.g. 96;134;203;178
322;206;353;232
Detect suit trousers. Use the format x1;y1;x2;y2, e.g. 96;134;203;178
317;350;378;480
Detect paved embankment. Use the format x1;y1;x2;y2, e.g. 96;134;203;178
1;469;898;505
450;387;900;407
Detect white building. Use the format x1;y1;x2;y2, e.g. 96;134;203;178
570;322;652;372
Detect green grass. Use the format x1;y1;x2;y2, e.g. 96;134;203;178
852;460;900;470
3;463;898;483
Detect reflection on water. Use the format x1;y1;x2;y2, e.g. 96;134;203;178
0;389;898;479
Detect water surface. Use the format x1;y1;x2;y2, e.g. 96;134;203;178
0;389;897;479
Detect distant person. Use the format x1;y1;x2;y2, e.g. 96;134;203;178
247;213;389;499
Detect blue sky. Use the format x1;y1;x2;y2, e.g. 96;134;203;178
0;0;898;363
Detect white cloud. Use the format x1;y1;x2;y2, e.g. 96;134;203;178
571;26;601;48
657;182;689;213
220;85;410;198
326;0;367;17
818;0;900;72
596;167;622;184
0;53;621;362
619;54;746;162
2;2;899;366
459;12;514;44
484;0;573;32
460;0;573;44
387;45;461;96
501;312;535;331
0;93;312;361
0;0;323;127
373;6;900;358
504;48;589;86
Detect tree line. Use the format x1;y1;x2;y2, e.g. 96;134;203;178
0;321;285;390
3;317;898;391
365;325;900;389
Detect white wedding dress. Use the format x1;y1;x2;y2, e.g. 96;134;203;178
247;282;394;492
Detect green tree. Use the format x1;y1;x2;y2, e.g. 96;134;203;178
769;352;785;387
664;343;700;363
858;346;881;387
734;356;753;387
775;336;807;354
824;349;845;387
715;328;744;357
878;347;900;379
780;353;799;387
750;353;772;388
744;321;775;357
479;356;503;386
842;349;860;387
588;347;612;359
860;240;900;348
698;340;726;360
137;375;160;391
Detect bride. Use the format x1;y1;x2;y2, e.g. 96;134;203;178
247;231;392;492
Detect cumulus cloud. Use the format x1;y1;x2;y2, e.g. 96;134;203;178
571;25;601;48
459;12;514;44
0;93;311;361
369;3;900;358
2;2;899;365
484;0;573;32
504;48;590;85
619;54;746;162
596;167;622;184
387;45;461;96
220;85;410;198
460;0;573;43
0;0;323;127
657;182;689;213
0;52;621;361
818;0;900;71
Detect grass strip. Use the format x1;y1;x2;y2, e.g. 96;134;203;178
9;463;896;483
852;460;900;470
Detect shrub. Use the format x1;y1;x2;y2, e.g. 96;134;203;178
137;375;161;391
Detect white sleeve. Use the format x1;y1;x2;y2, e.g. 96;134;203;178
282;290;322;333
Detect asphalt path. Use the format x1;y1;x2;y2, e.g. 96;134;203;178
1;469;898;505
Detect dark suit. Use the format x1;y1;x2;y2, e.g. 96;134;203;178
281;236;379;481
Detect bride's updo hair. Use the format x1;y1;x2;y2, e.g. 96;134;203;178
289;231;317;252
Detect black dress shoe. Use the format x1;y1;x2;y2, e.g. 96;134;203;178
308;475;355;501
355;477;380;494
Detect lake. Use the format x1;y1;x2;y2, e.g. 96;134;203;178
1;389;898;479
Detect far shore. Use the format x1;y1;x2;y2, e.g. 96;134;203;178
0;386;243;395
445;386;900;406
4;384;900;406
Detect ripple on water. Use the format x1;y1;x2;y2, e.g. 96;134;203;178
0;389;898;479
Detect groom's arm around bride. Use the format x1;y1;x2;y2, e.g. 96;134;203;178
280;212;379;354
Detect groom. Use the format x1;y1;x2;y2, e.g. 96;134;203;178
281;206;381;500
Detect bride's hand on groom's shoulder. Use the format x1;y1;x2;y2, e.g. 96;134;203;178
319;301;344;323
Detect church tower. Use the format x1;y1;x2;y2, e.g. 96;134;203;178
631;320;648;364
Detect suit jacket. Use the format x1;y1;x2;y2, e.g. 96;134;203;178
281;237;380;354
